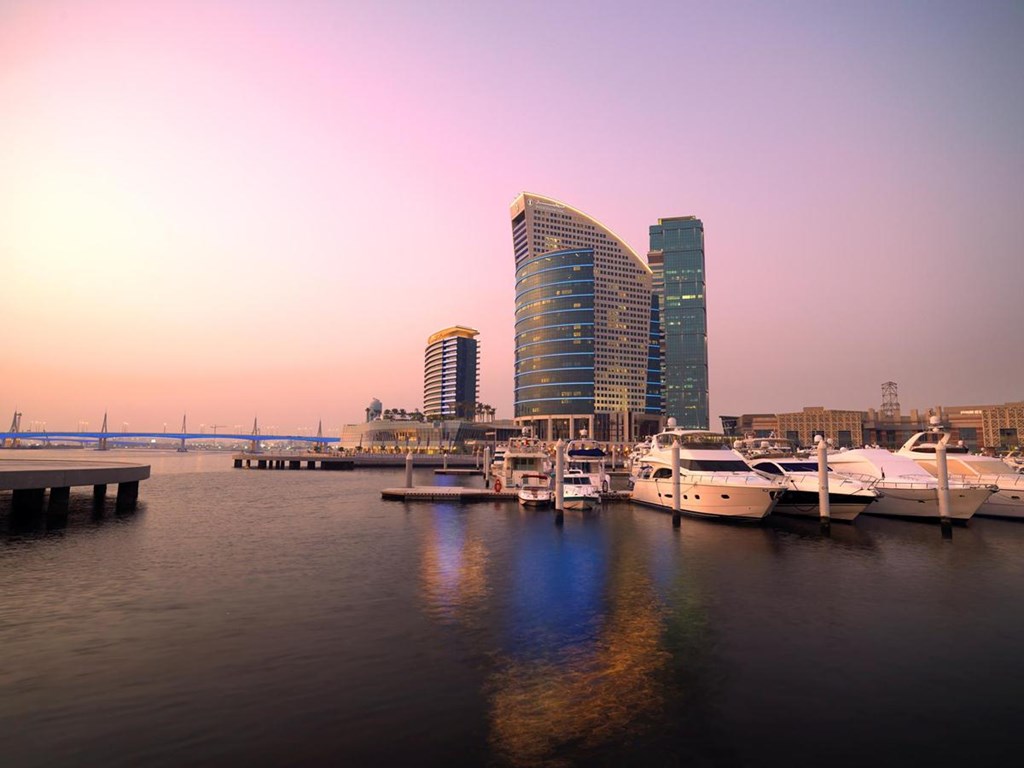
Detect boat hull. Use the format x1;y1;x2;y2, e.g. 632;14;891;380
976;488;1024;519
518;495;552;507
563;496;600;511
630;478;779;521
773;490;873;522
864;485;989;521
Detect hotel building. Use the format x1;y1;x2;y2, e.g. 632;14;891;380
509;192;661;442
649;216;709;429
423;326;479;421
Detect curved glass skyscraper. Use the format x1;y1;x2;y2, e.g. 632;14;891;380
510;193;661;442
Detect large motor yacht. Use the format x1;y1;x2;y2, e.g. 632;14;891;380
826;448;993;521
896;428;1023;519
629;427;784;521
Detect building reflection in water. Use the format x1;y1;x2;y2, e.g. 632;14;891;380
486;516;671;765
419;504;490;625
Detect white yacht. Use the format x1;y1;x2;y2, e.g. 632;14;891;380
748;457;880;522
896;430;1023;519
561;470;601;511
629;428;784;521
491;437;550;491
826;448;992;521
565;440;611;493
517;473;553;507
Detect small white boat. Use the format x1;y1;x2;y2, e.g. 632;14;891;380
518;473;553;507
561;470;601;511
565;440;611;493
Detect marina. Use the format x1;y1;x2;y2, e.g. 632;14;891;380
2;449;1022;768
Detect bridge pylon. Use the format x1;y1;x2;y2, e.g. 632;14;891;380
5;410;21;448
97;411;109;451
314;419;325;453
177;414;188;452
250;417;261;454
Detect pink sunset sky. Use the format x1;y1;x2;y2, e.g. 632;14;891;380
2;0;1022;434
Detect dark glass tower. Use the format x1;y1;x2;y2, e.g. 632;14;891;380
648;216;708;429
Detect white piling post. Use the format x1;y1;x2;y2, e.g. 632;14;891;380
555;439;565;512
405;451;413;489
611;444;617;470
936;441;952;527
672;439;681;527
483;446;491;487
817;435;830;525
443;451;448;470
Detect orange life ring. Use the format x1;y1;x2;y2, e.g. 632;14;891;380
494;479;503;493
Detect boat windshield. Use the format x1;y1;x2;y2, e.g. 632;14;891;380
777;462;831;473
680;459;752;472
563;476;594;485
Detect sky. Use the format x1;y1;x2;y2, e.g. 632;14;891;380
1;0;1022;434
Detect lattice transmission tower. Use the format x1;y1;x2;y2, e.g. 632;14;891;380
880;381;900;420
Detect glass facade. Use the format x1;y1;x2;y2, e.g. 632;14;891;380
515;249;595;417
649;217;709;429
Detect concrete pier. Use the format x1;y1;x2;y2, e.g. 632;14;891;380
1;457;150;514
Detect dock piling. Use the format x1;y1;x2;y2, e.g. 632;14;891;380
936;442;953;538
555;439;565;514
817;436;831;532
672;439;681;527
405;451;414;489
483;447;491;487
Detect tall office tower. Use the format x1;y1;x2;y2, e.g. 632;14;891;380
423;326;480;420
510;192;661;442
648;216;709;429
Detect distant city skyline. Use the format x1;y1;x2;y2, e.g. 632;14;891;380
2;1;1022;432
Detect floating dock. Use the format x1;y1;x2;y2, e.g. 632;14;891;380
0;457;150;514
381;487;632;503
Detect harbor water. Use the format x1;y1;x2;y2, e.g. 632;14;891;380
2;450;1022;767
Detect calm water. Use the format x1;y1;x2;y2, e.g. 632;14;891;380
2;450;1022;767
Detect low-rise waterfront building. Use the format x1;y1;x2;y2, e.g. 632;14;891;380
338;419;522;454
730;400;1024;450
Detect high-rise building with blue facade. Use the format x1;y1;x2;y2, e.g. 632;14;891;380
423;326;479;421
648;216;709;429
510;192;661;442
